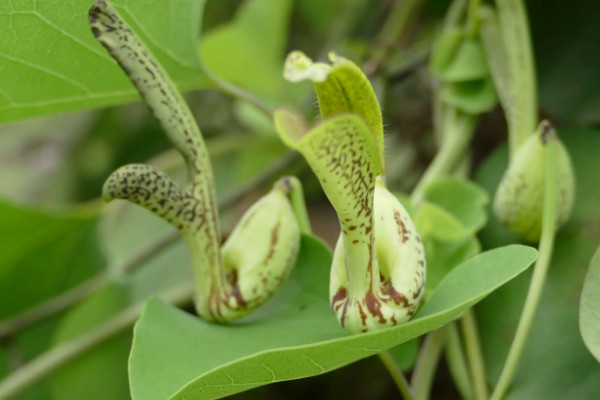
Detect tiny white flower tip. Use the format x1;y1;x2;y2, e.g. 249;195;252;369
283;50;331;83
327;51;344;64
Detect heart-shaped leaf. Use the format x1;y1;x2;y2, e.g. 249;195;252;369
129;235;536;400
0;0;208;124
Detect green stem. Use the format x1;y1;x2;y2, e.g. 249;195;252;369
203;67;273;118
412;327;448;400
0;282;194;400
376;0;423;46
489;139;557;400
445;323;474;400
286;176;312;235
495;0;537;158
411;109;477;204
467;0;481;36
378;351;414;400
461;309;488;400
443;0;468;31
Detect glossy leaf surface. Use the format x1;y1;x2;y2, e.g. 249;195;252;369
129;236;536;400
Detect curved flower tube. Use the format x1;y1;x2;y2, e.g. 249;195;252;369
90;0;302;322
275;52;426;333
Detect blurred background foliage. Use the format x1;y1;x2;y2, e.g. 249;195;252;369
0;0;598;399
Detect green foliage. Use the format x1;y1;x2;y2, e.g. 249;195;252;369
0;0;598;399
129;235;536;399
201;0;301;105
580;247;600;363
414;178;488;293
429;26;497;115
422;177;489;233
0;0;208;124
475;128;600;399
0;202;103;318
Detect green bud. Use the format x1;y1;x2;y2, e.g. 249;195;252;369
493;121;575;242
216;178;301;321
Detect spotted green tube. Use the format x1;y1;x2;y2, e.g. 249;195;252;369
90;0;301;322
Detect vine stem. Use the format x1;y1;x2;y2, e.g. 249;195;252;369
286;176;312;236
445;323;474;400
411;108;477;204
375;0;423;47
489;141;557;400
467;0;481;36
461;309;488;400
444;0;468;31
412;327;448;400
495;0;537;158
203;66;273;118
0;282;195;400
378;351;414;400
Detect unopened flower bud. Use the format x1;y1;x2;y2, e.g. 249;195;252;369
216;178;301;321
493;121;575;241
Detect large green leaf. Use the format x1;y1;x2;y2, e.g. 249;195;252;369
475;127;600;399
129;235;536;400
0;0;207;124
580;246;600;363
0;201;104;319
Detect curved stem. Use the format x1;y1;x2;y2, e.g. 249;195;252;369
378;351;414;400
412;327;448;400
461;309;488;400
489;141;557;400
411;109;477;204
445;323;474;400
203;67;273;118
286;177;312;235
0;282;194;400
